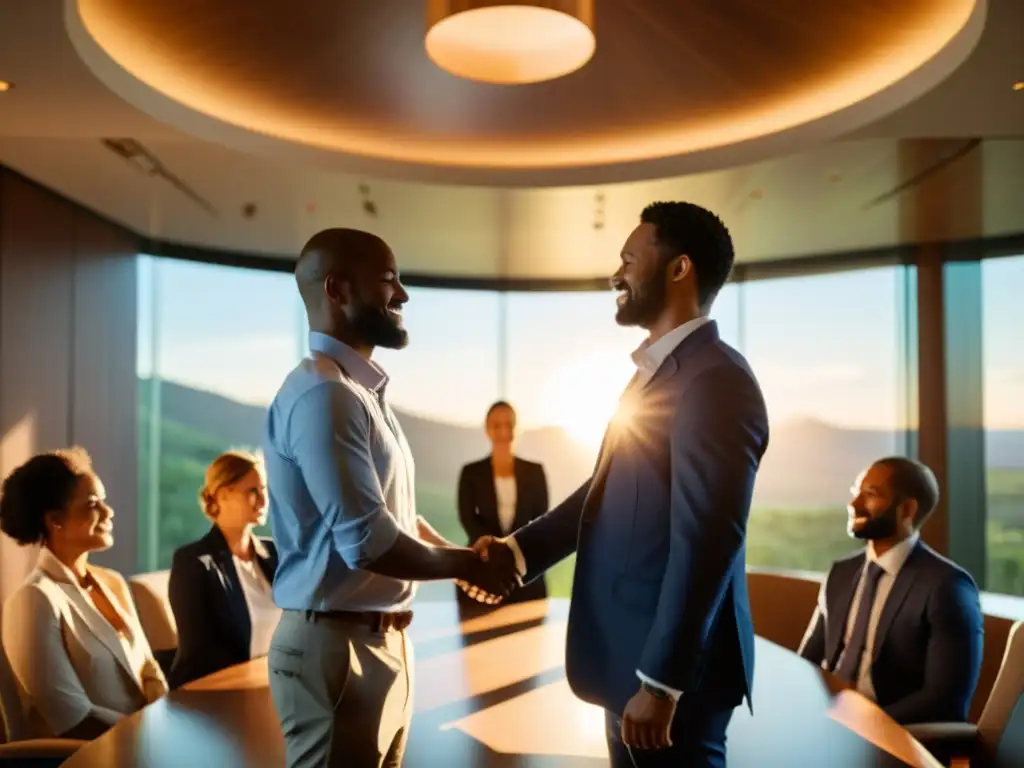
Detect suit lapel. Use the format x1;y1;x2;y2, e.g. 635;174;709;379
871;543;921;662
826;555;864;669
202;527;252;655
512;459;530;530
580;377;638;521
37;551;142;693
218;550;252;653
478;460;501;533
254;538;277;584
580;321;720;521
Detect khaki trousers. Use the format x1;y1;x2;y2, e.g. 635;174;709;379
268;610;414;768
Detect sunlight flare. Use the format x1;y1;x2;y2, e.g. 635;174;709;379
543;356;635;449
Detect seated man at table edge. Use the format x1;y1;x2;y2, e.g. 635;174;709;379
264;228;518;768
798;457;983;725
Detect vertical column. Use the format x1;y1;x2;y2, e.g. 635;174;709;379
142;185;164;572
0;170;76;603
70;209;140;576
944;261;986;581
896;265;918;459
900;139;986;582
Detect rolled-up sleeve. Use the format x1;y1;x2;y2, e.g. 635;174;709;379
289;380;402;569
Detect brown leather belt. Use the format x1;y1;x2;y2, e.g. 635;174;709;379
304;609;413;632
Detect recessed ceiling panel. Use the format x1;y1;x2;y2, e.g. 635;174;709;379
67;0;985;185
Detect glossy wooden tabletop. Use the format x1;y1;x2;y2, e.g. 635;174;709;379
62;596;941;767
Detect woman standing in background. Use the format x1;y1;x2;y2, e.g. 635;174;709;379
457;401;549;604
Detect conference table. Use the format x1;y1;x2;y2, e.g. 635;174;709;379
63;597;941;767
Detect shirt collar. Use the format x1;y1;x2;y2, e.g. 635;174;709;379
631;316;712;375
251;536;271;561
867;532;919;576
309;331;388;393
36;545;85;588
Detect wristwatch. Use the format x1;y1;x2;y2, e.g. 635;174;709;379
642;681;671;699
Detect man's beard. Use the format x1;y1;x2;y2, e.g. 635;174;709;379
615;269;668;327
848;502;900;540
351;304;408;349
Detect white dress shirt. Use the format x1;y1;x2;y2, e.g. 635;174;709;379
231;555;283;658
264;331;418;612
823;533;920;700
494;475;517;535
508;316;712;700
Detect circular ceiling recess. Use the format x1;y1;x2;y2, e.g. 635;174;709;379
67;0;985;186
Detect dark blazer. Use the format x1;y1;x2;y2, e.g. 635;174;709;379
458;457;549;602
513;321;769;717
798;540;984;724
167;525;278;689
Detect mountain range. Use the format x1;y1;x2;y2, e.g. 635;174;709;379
147;378;1024;509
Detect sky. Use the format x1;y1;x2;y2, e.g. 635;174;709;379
137;254;1024;441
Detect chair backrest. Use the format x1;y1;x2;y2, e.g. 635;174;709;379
0;640;26;743
977;620;1024;755
128;570;178;652
744;569;1022;723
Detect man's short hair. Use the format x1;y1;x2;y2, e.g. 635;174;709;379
640;201;735;308
876;456;941;527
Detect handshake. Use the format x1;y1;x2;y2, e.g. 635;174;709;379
455;536;520;606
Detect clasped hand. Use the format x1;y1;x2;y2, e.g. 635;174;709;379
456;536;519;605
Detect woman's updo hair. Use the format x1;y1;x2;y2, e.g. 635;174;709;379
199;450;262;520
0;447;93;546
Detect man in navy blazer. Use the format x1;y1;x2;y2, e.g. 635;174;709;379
798;457;984;724
473;202;769;766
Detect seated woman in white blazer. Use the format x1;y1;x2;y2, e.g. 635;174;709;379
0;447;167;740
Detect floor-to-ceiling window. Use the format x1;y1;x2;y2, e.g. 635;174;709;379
740;266;914;573
982;255;1024;596
136;256;307;570
138;256;918;591
136;261;501;595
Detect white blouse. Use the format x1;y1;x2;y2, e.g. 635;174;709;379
494;475;517;535
232;556;282;658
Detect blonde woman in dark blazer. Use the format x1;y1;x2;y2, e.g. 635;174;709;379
168;451;280;689
0;448;167;740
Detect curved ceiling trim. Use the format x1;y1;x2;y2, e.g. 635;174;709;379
65;0;987;187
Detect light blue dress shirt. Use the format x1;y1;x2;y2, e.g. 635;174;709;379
263;332;418;612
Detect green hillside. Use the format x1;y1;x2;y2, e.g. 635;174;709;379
138;396;1024;597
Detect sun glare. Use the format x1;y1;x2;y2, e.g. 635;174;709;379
543;356;636;449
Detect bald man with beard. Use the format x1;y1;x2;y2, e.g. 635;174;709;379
262;229;518;767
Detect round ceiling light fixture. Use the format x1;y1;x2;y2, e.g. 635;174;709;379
425;1;595;85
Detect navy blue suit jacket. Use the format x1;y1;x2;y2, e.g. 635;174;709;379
798;541;984;724
168;525;278;689
513;321;769;716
